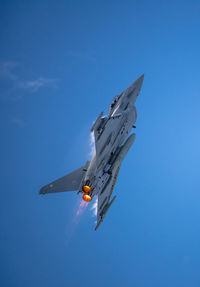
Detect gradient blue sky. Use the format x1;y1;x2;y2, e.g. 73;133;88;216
1;1;200;287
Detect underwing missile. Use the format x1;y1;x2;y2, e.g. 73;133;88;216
95;195;117;231
109;133;136;173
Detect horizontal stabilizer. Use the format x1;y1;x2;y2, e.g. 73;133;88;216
40;162;89;194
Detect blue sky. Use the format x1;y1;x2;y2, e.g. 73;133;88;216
1;1;200;286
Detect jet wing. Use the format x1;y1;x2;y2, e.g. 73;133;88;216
95;166;120;230
40;162;90;194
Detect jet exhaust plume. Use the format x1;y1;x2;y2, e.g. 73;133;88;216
65;131;95;244
65;198;88;247
75;199;88;223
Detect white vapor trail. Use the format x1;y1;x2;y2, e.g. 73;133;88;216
89;131;96;159
89;131;97;218
90;197;98;217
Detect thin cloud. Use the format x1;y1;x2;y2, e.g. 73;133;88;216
0;61;59;98
0;61;19;81
19;77;58;93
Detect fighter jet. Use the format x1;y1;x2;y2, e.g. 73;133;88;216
40;75;144;230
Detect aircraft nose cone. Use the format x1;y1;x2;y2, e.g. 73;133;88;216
135;74;144;89
124;74;144;104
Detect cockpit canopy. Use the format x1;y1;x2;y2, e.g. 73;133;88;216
108;93;122;115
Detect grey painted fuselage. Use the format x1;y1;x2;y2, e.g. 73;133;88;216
80;75;144;197
40;74;144;230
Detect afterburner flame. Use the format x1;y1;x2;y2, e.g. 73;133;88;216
82;185;91;193
82;194;92;202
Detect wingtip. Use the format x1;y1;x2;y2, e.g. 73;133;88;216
94;219;102;231
39;186;46;195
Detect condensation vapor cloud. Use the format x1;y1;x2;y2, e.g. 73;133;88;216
89;131;97;219
65;130;97;246
90;132;98;220
89;131;96;159
90;197;97;217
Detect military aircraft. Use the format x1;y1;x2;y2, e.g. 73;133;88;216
40;75;144;230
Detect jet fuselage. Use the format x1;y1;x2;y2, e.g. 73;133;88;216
40;74;144;230
79;75;143;199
